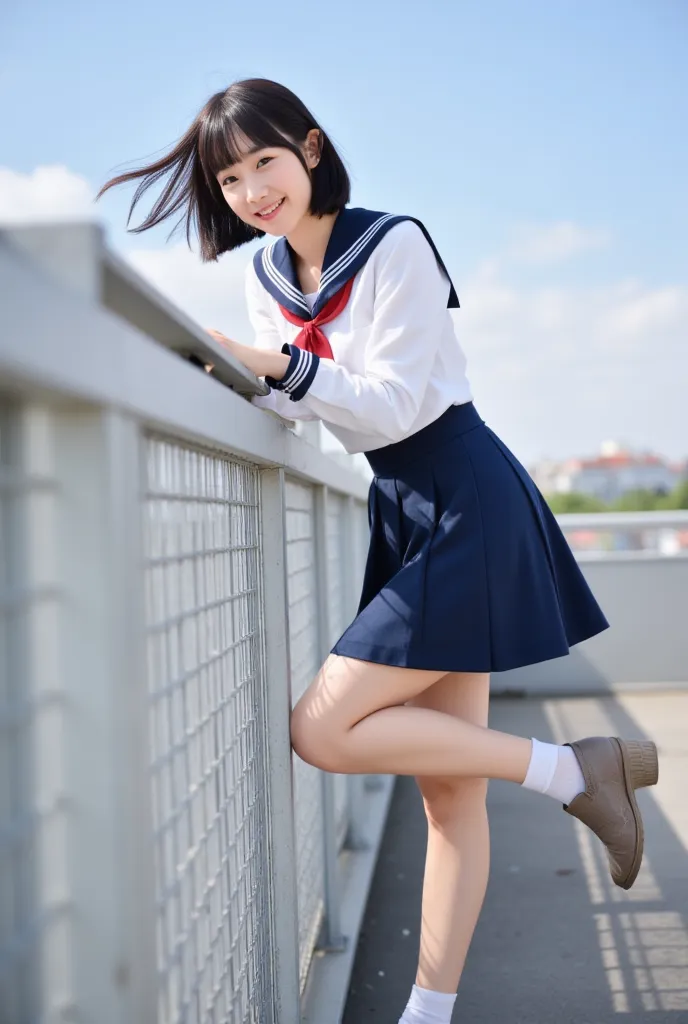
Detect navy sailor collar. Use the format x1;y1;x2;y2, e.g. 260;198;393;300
252;206;459;320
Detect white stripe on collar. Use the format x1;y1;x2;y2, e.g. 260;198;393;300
318;213;396;291
263;244;311;314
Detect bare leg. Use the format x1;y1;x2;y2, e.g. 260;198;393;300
406;672;491;995
290;656;531;782
417;794;490;994
289;654;657;1003
343;703;530;780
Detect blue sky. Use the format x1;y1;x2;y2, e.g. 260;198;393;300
1;0;686;464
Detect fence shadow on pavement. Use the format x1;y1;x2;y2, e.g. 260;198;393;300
342;694;688;1024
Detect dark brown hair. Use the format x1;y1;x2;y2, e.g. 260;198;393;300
96;78;351;261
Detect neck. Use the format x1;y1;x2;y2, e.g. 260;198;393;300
286;210;340;289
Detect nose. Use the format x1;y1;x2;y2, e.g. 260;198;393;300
244;174;268;206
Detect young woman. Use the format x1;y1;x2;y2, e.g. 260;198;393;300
98;78;659;1024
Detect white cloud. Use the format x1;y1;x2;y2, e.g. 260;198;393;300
457;262;687;466
126;242;258;346
595;284;687;349
503;220;611;266
0;164;258;343
0;165;96;222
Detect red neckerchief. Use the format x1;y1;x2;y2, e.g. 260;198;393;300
277;277;354;360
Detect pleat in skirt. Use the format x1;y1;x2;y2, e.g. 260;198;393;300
330;400;610;673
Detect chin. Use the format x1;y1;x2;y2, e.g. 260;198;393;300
259;223;288;237
250;203;308;237
266;221;299;238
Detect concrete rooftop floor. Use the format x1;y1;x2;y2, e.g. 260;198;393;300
342;691;688;1024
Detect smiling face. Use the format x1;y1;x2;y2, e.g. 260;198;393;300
215;130;321;236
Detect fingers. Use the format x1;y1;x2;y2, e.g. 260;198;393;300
207;329;233;348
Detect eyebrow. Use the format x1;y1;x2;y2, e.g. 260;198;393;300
220;144;268;174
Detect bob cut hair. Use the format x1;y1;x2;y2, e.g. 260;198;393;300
96;78;351;261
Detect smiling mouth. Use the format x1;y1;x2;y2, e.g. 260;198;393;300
256;197;285;218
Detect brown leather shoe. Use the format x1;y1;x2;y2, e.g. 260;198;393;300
563;736;659;890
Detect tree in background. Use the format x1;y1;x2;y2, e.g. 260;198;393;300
610;488;667;512
544;492;608;514
544;478;688;514
659;479;688;510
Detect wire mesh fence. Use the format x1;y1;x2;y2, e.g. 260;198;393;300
0;225;386;1024
143;435;273;1023
0;391;376;1024
284;477;327;994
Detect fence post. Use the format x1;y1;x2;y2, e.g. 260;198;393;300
313;484;348;954
54;404;157;1022
336;496;370;853
259;467;303;1022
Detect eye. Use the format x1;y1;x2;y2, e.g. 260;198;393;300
221;154;273;187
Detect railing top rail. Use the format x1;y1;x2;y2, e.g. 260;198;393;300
102;245;273;398
2;220;271;398
556;510;688;528
0;225;370;502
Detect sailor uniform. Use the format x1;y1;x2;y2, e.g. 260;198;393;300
246;207;610;672
248;213;470;453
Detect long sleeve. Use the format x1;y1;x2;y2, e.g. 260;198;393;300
244;262;320;422
264;221;451;443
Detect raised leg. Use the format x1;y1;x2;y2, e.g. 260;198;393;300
289;654;530;782
289;654;658;902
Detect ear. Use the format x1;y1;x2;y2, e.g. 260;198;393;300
304;129;322;169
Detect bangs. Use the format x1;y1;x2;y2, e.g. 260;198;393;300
198;99;299;182
96;79;351;261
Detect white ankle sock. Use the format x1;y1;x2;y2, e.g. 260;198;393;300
521;737;586;805
397;744;582;1024
398;983;457;1024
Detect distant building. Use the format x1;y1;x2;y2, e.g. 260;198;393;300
530;441;687;503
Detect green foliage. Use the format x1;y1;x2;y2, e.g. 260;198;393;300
543;478;688;513
610;489;666;512
660;478;688;510
544;492;608;514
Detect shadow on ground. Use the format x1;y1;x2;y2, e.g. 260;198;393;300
342;695;688;1024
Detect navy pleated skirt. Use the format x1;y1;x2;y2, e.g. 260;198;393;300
330;400;610;673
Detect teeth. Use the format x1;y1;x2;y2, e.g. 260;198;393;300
259;199;283;216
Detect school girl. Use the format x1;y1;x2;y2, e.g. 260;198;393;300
98;78;659;1023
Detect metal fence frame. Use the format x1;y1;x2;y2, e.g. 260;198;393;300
0;223;393;1024
2;221;686;1022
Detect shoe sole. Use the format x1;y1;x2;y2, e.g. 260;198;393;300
614;737;659;890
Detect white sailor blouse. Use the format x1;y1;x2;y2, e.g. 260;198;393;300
247;208;473;455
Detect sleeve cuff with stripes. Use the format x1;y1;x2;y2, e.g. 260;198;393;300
265;343;320;402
